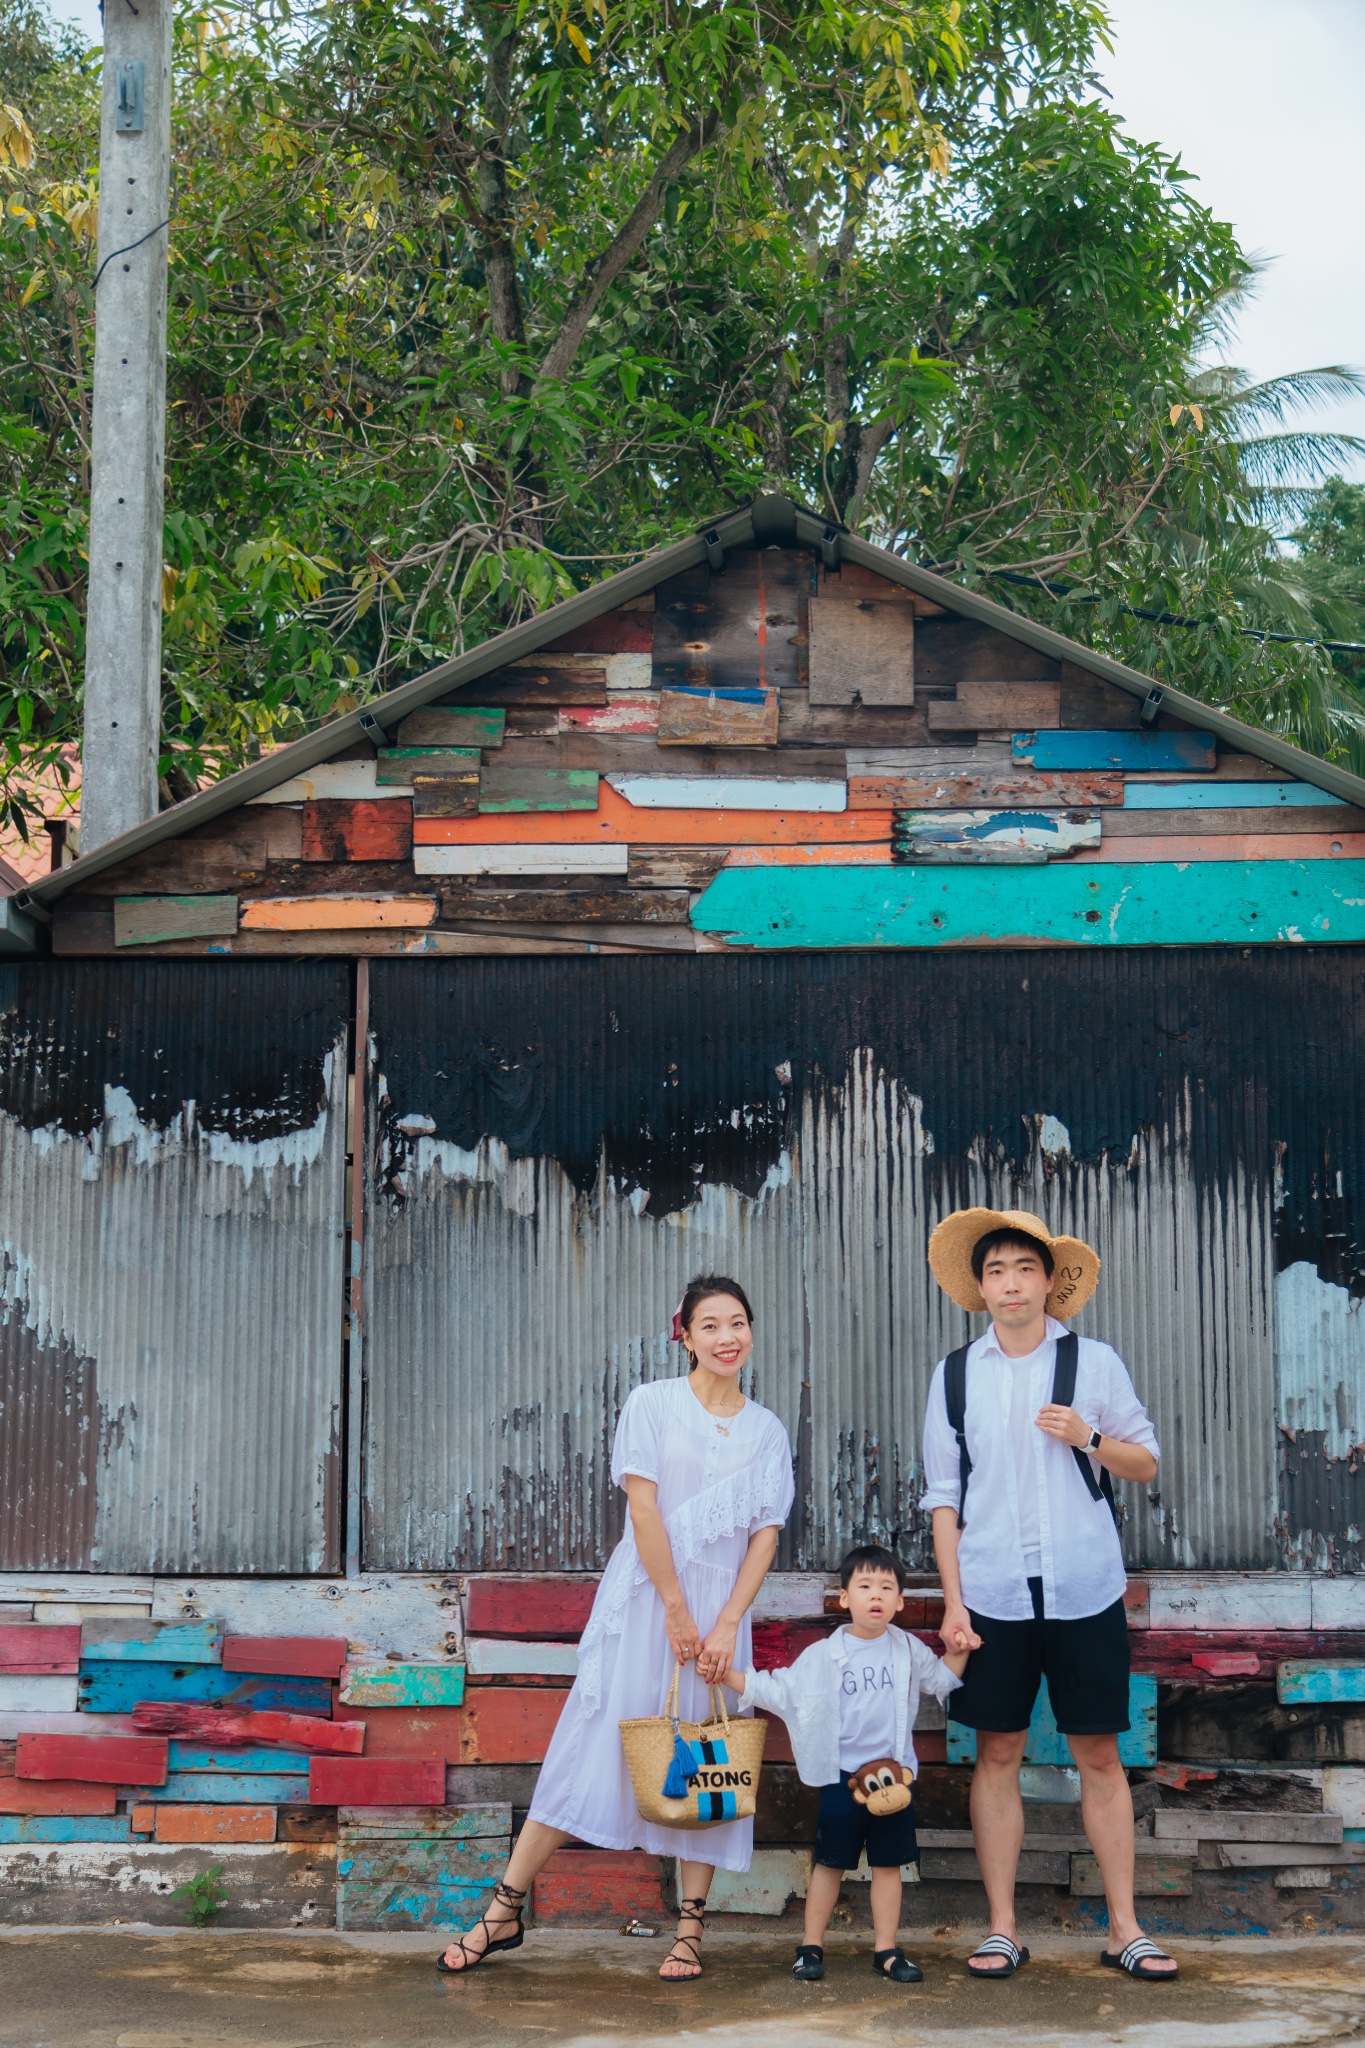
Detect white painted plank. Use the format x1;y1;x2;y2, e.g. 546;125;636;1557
1146;1574;1313;1631
0;1713;138;1737
1313;1579;1365;1629
1217;1841;1365;1868
150;1576;462;1660
751;1575;832;1620
1322;1769;1365;1828
679;1848;811;1914
1021;1765;1080;1803
0;1676;79;1711
508;650;651;693
607;776;848;813
465;1639;578;1677
899;809;1101;852
846;744;1014;774
1155;1810;1342;1845
0;1578;154;1604
248;760;412;804
413;843;630;877
34;1605;152;1625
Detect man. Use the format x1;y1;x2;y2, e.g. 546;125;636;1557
920;1207;1177;1982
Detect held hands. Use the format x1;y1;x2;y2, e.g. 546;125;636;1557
696;1615;739;1687
1035;1402;1095;1450
938;1602;983;1656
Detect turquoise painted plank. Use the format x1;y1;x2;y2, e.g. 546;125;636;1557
1014;730;1216;771
1123;780;1343;810
691;861;1365;949
336;1837;510;1932
666;686;770;705
79;1620;224;1664
0;1815;132;1844
78;1663;330;1715
1277;1661;1365;1704
167;1744;310;1773
117;1772;311;1803
947;1675;1156;1767
338;1663;466;1708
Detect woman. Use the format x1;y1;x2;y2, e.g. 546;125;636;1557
438;1273;795;1981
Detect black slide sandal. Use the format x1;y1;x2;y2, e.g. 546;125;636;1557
435;1880;527;1974
1101;1938;1178;1980
966;1935;1029;1977
874;1947;923;1982
792;1944;824;1980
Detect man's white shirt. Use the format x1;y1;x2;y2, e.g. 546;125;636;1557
920;1316;1159;1621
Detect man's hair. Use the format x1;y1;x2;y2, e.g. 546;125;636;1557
839;1543;906;1590
970;1227;1054;1282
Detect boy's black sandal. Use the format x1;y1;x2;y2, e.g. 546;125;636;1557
792;1944;824;1980
435;1880;527;1973
874;1947;923;1983
660;1897;707;1981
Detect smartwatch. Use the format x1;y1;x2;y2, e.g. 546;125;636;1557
1086;1427;1103;1453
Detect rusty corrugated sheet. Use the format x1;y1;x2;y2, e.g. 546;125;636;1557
360;952;1365;1575
0;962;350;1572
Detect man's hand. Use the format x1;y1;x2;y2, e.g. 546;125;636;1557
1035;1402;1093;1450
939;1602;982;1655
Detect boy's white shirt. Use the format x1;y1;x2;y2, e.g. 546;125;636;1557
743;1624;962;1788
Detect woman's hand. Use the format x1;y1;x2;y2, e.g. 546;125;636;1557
697;1615;739;1686
665;1601;703;1665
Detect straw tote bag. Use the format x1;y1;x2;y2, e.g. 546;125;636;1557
620;1667;768;1828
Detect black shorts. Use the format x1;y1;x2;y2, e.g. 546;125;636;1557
947;1577;1130;1736
813;1773;919;1872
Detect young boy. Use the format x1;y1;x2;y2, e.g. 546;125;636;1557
722;1542;968;1983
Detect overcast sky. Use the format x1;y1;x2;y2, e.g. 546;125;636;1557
41;0;1365;483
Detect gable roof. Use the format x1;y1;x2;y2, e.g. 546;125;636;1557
21;492;1365;911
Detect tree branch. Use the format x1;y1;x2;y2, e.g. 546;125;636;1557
474;5;528;393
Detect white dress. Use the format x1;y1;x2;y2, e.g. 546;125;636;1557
527;1374;795;1872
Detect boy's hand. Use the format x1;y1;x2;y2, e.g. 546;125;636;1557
941;1646;973;1678
721;1668;746;1696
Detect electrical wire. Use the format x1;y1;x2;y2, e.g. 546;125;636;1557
92;218;170;294
954;563;1365;655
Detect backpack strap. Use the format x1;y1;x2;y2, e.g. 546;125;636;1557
942;1345;972;1529
1051;1330;1119;1526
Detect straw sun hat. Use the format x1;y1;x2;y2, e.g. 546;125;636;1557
928;1207;1101;1320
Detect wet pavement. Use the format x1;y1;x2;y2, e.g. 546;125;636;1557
2;1927;1363;2048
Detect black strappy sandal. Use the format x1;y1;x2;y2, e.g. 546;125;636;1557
659;1897;707;1981
435;1880;527;1974
874;1947;923;1982
793;1944;824;1980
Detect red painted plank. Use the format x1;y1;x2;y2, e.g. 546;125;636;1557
453;1689;566;1765
533;1850;665;1926
331;1704;465;1762
155;1805;276;1843
130;1705;363;1753
1128;1629;1365;1681
16;1734;168;1786
544;612;653;653
463;1579;598;1642
301;799;413;863
308;1756;445;1805
762;1715;794;1766
0;1779;117;1815
0;1625;82;1674
221;1637;348;1679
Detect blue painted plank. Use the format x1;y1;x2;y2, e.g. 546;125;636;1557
947;1675;1156;1767
1122;780;1343;810
691;860;1365;949
117;1772;311;1804
77;1663;331;1716
1277;1661;1365;1704
79;1620;224;1664
167;1744;311;1774
339;1663;466;1707
336;1837;510;1932
664;685;769;705
1014;730;1216;771
0;1815;132;1843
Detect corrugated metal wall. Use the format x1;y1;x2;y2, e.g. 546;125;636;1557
0;962;350;1572
360;952;1365;1575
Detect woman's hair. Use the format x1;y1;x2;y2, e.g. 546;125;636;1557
678;1273;755;1336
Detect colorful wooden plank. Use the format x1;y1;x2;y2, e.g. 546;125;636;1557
17;1734;167;1785
702;1848;812;1915
807;596;913;707
1014;729;1216;770
439;889;689;926
0;1625;81;1674
79;1665;332;1715
473;665;609;706
478;768;600;814
154;1804;277;1843
1149;1577;1314;1630
0;1779;117;1815
129;1804;155;1832
1123;779;1341;809
1323;1768;1365;1827
338;1663;466;1708
167;1744;311;1773
331;1706;467;1763
1314;1582;1365;1629
118;1773;311;1804
894;809;1102;860
309;1756;446;1804
559;699;659;734
532;1849;667;1927
921;1846;1070;1884
545;611;654;653
1278;1662;1365;1705
414;843;630;877
608;776;847;813
337;1837;509;1932
628;847;729;890
690;860;1365;948
0;1607;33;1622
850;770;1124;810
1092;833;1365;863
0;1815;131;1843
1101;805;1363;836
465;1641;578;1678
250;760;404;804
221;1637;348;1680
301;799;413;863
928;684;1061;731
657;686;779;747
1071;1853;1192;1897
113;897;239;948
947;1675;1156;1767
463;1580;597;1641
79;1619;223;1664
414;781;892;848
393;708;506;749
338;1804;511;1838
410;780;481;819
727;843;891;866
1154;1810;1343;1845
239;896;437;931
375;747;480;785
1219;1840;1365;1867
453;1688;566;1764
130;1704;362;1753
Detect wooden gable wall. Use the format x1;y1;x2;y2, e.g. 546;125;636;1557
52;549;1365;956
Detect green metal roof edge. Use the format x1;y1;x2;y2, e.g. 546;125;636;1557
24;491;1365;909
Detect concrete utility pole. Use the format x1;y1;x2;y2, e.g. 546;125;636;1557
81;0;173;850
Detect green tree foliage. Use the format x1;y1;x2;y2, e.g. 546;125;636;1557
2;0;1364;834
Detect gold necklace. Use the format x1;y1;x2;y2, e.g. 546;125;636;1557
689;1368;743;1433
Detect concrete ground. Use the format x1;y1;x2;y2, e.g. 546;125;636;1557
2;1928;1363;2048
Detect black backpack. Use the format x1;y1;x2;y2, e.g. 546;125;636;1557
942;1330;1117;1530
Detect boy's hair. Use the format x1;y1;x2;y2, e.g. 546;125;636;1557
839;1543;906;1591
970;1226;1055;1282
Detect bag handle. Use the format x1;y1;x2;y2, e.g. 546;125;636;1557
664;1666;732;1731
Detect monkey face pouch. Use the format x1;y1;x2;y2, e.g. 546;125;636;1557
849;1756;913;1816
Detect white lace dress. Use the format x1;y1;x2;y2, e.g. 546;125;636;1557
526;1374;795;1872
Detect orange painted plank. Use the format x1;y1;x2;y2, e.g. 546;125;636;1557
239;897;436;931
0;1779;116;1815
332;1703;466;1762
415;780;890;848
130;1803;156;1834
726;843;891;867
154;1804;276;1843
302;799;413;863
454;1689;566;1764
222;1637;349;1679
1091;831;1365;862
533;1850;666;1927
559;699;659;734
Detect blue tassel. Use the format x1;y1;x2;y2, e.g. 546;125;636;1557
662;1730;693;1800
